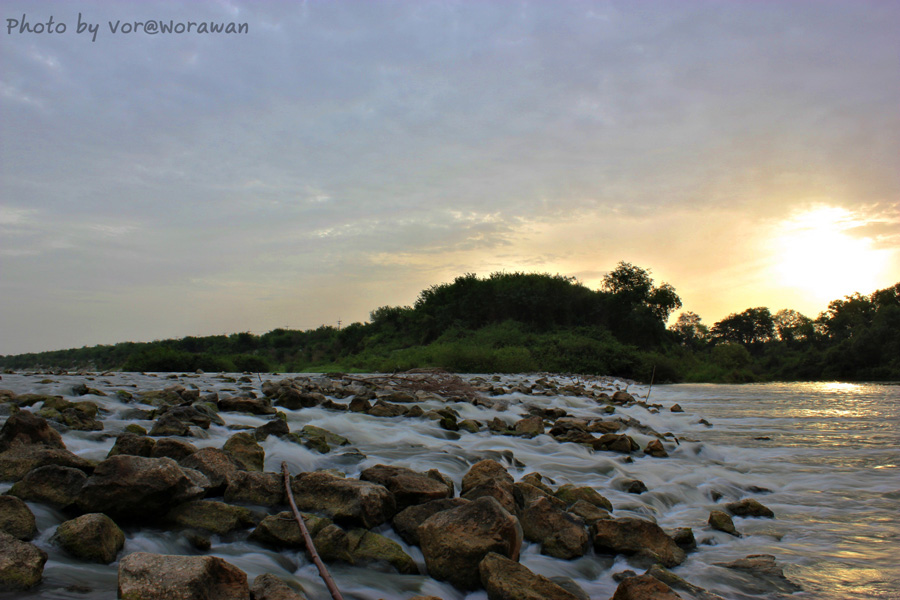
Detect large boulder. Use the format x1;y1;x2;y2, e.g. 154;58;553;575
250;573;307;600
8;464;87;508
590;518;686;567
107;433;156;458
151;438;198;462
117;552;249;600
519;496;588;559
0;496;36;540
165;500;255;535
554;484;613;511
0;411;65;452
419;496;522;590
479;552;581;600
179;447;242;494
290;471;396;529
344;527;418;574
224;470;285;506
76;455;206;520
217;396;275;415
611;574;683;600
54;513;125;564
392;498;471;545
360;464;453;510
223;432;265;472
0;531;47;590
0;445;94;482
461;459;516;513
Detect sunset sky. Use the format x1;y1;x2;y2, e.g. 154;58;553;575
2;1;898;356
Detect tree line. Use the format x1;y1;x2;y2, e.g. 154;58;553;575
1;263;897;382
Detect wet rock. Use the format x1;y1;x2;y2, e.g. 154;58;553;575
0;445;94;482
519;496;588;559
149;413;192;437
59;402;104;431
588;419;622;434
646;564;726;600
156;405;212;429
461;459;516;513
419;496;522;590
593;433;639;453
290;471;396;528
224;471;285;506
520;472;554;494
137;389;183;408
644;439;669;458
708;510;740;536
360;464;453;510
117;552;248;600
348;397;371;412
166;500;255;534
297;425;349;454
224;432;265;472
0;495;36;540
250;573;308;600
367;400;408;418
554;484;613;511
590;517;686;567
668;527;697;551
54;513;125;564
611;573;683;600
178;447;242;494
249;511;331;548
108;433;156;458
479;552;581;600
310;523;353;562
391;497;471;545
271;387;324;410
254;416;290;441
218;396;276;415
513;415;544;437
76;455;205;520
0;411;66;452
346;527;418;574
9;464;86;508
0;531;48;590
151;438;198;462
513;482;566;512
670;404;684;413
726;498;775;518
568;499;610;524
458;419;481;433
715;554;802;594
611;391;635;404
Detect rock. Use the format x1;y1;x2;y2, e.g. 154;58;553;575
179;447;242;494
588;419;622;433
592;433;639;453
0;531;47;590
310;523;353;563
391;498;471;545
272;388;324;410
622;479;648;494
348;397;371;413
0;411;66;452
166;500;255;534
0;445;94;481
670;404;684;413
419;496;522;590
117;552;249;600
360;464;453;510
513;482;566;512
224;432;265;472
590;517;686;567
346;528;418;574
461;459;516;513
367;400;408;418
158;405;212;429
290;472;396;528
668;527;697;551
249;511;332;548
646;564;726;600
0;496;36;540
224;471;285;506
298;425;349;454
54;513;125;564
513;415;544;437
149;412;192;437
644;439;669;458
108;433;156;458
568;499;610;524
708;510;740;536
554;484;613;511
726;498;775;518
611;573;683;600
124;424;147;435
715;554;802;593
8;465;87;508
76;455;206;520
478;552;581;600
519;496;588;559
250;573;307;600
218;396;276;415
611;391;635;404
151;438;198;462
59;402;104;431
520;472;554;494
254;417;290;441
458;419;481;433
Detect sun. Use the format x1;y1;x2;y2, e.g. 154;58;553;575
771;206;888;301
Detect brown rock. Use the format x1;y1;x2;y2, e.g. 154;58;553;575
290;471;396;528
117;552;249;600
218;396;276;415
611;574;683;600
593;433;639;453
479;552;580;600
0;411;65;452
391;498;470;545
708;510;740;536
360;464;452;510
554;484;613;511
9;464;86;508
179;447;242;494
108;433;156;458
0;445;94;482
0;531;48;590
54;513;125;564
151;438;198;462
590;517;686;567
224;432;265;472
249;511;332;548
726;498;775;518
513;415;544;437
224;471;284;506
0;495;36;540
644;439;669;458
461;459;516;514
419;496;522;590
250;573;308;600
715;554;802;593
519;496;588;559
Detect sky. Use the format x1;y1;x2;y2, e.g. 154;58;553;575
1;0;898;356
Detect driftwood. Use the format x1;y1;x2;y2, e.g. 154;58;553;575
345;368;482;402
280;462;345;600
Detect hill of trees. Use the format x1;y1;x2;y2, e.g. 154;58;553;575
2;263;898;383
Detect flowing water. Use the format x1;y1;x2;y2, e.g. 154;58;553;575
1;373;898;600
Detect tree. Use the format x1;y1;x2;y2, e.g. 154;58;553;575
773;309;814;344
601;262;683;321
711;307;775;346
670;311;709;348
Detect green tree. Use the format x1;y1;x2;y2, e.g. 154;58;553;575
711;307;775;346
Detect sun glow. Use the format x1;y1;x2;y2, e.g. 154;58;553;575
771;206;888;301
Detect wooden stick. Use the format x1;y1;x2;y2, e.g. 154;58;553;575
646;364;657;403
280;462;345;600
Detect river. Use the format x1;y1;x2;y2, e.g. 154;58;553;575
1;373;898;599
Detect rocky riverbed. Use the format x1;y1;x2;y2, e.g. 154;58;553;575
0;370;798;599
